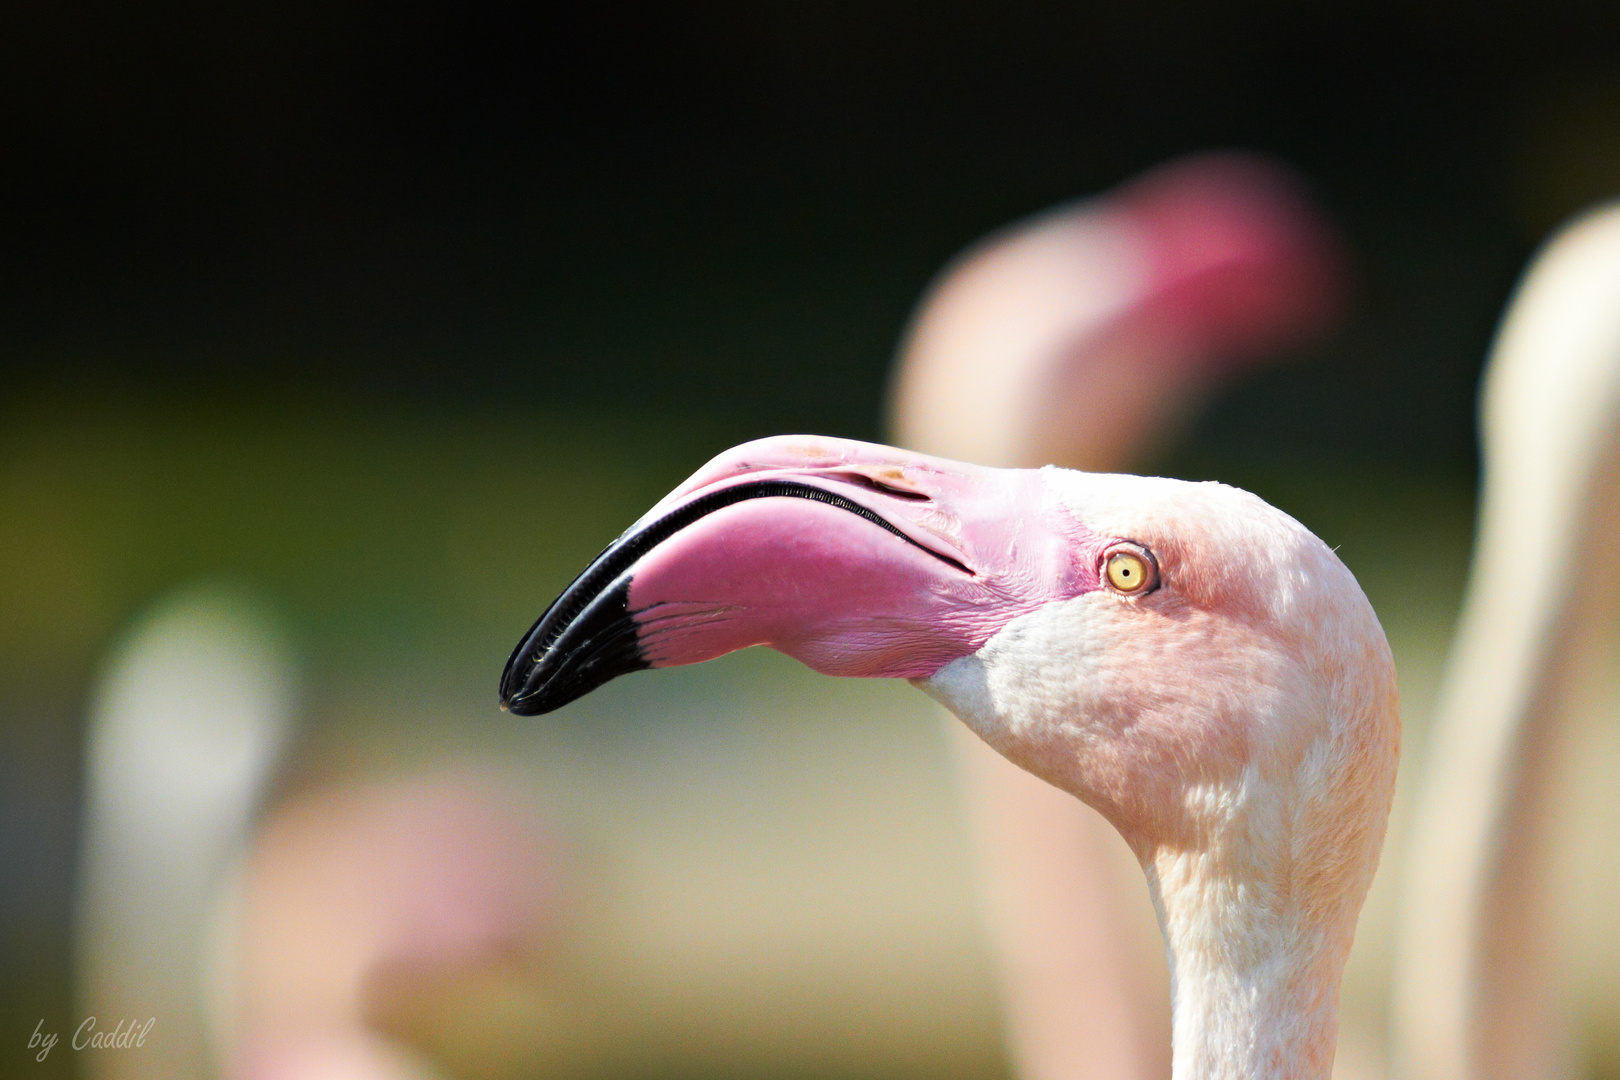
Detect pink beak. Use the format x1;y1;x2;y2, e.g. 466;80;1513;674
499;435;1110;715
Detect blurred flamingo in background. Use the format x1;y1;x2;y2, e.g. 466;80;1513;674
76;590;560;1080
221;773;558;1080
886;152;1347;1080
77;588;297;1080
1392;202;1620;1080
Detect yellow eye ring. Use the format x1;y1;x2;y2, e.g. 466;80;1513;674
1104;545;1157;594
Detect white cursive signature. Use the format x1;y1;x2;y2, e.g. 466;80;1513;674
27;1017;155;1061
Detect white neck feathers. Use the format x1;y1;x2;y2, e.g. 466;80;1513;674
1147;849;1348;1080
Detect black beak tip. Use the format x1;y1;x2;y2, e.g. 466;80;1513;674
499;689;549;717
497;575;649;718
496;680;551;717
497;645;554;716
499;691;544;716
496;641;529;714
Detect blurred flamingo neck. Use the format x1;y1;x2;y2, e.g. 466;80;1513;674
1146;853;1346;1080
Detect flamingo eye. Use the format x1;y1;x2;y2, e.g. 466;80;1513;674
1104;545;1158;594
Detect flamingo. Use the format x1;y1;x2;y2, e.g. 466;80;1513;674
886;151;1346;1080
77;586;297;1080
220;773;558;1080
76;585;559;1080
498;433;1401;1080
889;152;1343;474
1392;202;1620;1080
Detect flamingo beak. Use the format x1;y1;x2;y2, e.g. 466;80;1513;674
498;435;1105;716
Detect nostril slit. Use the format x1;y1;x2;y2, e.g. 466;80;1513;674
828;472;931;501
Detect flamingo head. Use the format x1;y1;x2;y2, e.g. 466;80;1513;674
500;435;1397;890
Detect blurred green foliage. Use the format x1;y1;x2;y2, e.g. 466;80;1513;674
0;395;730;697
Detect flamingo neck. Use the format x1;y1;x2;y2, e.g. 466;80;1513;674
1145;853;1346;1080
